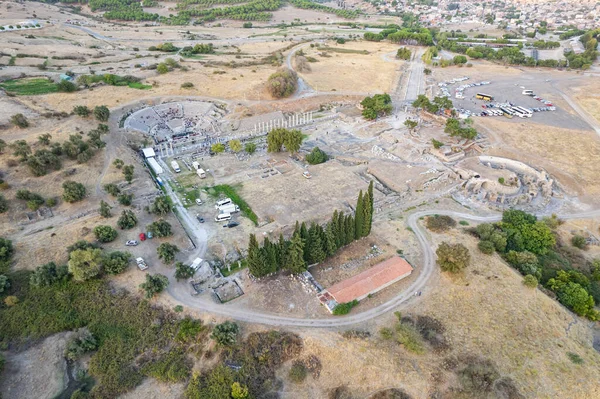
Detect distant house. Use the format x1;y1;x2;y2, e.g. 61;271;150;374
326;256;414;304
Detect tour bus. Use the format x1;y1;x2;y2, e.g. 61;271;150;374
500;107;514;118
476;93;494;101
215;198;232;209
514;106;533;115
215;212;232;222
522;90;534;96
512;108;532;118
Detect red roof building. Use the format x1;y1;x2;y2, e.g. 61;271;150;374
326;256;414;304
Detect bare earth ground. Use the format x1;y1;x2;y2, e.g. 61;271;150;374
567;77;600;124
297;41;402;93
0;332;73;399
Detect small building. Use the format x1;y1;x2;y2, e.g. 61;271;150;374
141;147;156;158
326;256;414;304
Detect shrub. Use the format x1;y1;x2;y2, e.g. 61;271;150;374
211;143;225;153
181;82;194;89
117;193;133;206
142;348;191;382
567;352;584;364
436;242;470;273
122;165;134;183
305;147;328;165
289;361;308;383
0;274;10;293
150;196;171;215
478;240;495;255
426;215;456;232
4;296;19;306
523;274;538;288
432;139;444;149
94;225;118;243
93;105;110;122
332;300;358;315
266;68;298;98
65;329;98;361
73;105;91;117
395;323;425;354
243;22;253;28
10;113;29;128
62;181;86;203
57;80;77;92
176;317;205;342
0;195;8;213
571;235;587;250
379;327;394;340
99;200;112;218
211;321;238;346
139;273;169;298
117;210;137;229
104;183;121;196
228;139;242;153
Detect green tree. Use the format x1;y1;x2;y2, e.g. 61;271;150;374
68;248;103;282
247;234;266;277
436;242;470;273
140;273;169;299
0;237;14;272
93;105;110;122
73;105;91;117
245;142;256;154
284;129;303;154
404;119;418;132
307;224;325;264
175;262;194;280
548;272;598;320
396;47;411;60
117;210;138;229
305;147;328;164
99;200;112;218
0;195;8;214
432;139;444;149
355;191;364;240
478;240;495;254
94;225;118;243
211;143;225;153
62;181;86;203
103;183;121;197
0;274;10;293
157;63;169;74
57;79;77;92
211;321;239;346
571;235;587;249
147;219;172;237
151;196;171;215
157;243;179;264
122;165;135;183
266;68;298;98
285;233;306;274
103;251;131;275
10;139;31;160
118;193;133;206
30;262;69;287
505;250;540;278
228;139;242;153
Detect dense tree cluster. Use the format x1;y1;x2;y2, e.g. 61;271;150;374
474;210;599;321
444;118;478;140
184;0;281;22
305;147;328;165
364;27;433;45
180;43;214;56
360;93;392;120
289;0;358;19
266;128;303;154
246;183;374;277
532;40;560;49
412;94;454;115
396;47;411;60
266;68;298;98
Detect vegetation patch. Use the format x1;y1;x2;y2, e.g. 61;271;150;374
208;184;258;225
0;77;58;95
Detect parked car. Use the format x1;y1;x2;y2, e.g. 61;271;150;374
136;257;148;271
302;171;312;179
126;240;138;246
139;233;146;241
196;215;205;223
147;231;153;239
195;198;203;205
224;221;240;228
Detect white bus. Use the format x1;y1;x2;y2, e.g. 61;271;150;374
514;106;533;115
522;90;534;96
512;108;532;118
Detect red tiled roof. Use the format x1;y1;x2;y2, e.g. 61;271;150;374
327;256;413;303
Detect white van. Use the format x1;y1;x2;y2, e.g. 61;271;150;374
215;198;232;209
522;90;534;96
215;212;232;222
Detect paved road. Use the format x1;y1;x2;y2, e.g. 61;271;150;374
403;48;425;102
163;203;600;328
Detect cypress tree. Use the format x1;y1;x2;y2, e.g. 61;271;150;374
247;234;265;277
331;210;341;248
337;211;346;247
367;181;374;235
301;222;311;263
285;233;306;274
324;223;337;257
277;233;287;270
263;237;277;274
345;214;355;245
308;223;325;264
293;221;300;236
362;192;371;238
355;190;364;240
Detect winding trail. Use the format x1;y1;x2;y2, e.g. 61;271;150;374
165;207;600;328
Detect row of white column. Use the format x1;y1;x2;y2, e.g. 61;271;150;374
253;112;314;135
